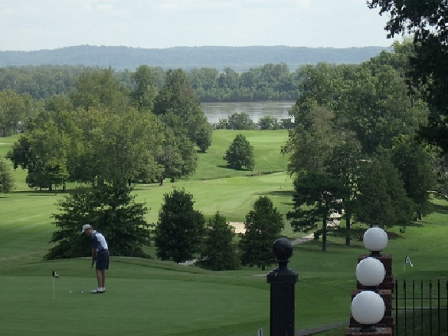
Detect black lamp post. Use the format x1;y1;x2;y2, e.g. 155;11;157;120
267;238;298;336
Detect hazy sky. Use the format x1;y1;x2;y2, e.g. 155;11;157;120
0;1;397;51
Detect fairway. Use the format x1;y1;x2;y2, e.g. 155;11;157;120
2;131;448;336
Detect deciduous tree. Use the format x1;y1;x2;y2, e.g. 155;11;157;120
324;140;363;246
390;137;434;220
131;65;159;112
154;69;211;152
356;153;414;230
223;134;255;171
368;1;448;154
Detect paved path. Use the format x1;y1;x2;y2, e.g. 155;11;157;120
291;234;315;245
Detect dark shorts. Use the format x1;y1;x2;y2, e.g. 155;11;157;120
96;249;110;270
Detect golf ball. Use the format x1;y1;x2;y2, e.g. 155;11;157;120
69;290;72;294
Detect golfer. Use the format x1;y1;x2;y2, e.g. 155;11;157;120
81;224;109;294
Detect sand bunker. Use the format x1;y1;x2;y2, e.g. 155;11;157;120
228;222;246;234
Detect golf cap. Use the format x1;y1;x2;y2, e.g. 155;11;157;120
81;224;92;233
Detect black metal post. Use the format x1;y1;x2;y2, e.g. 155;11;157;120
266;238;298;336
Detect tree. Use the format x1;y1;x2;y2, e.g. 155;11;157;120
226;112;255;130
258;115;279;130
195;121;212;153
282;105;338;176
390;137;435;220
69;68;130;113
45;185;151;260
90;110;163;186
0;159;14;193
355;154;414;230
341;64;425;155
239;196;284;270
287;172;349;252
156;124;198;184
7;122;70;190
154;69;211;152
223;134;255;171
0;89;27;137
324;140;363;246
131;65;159;112
368;1;448;154
154;188;205;263
198;212;240;271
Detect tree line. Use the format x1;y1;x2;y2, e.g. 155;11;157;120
0;63;300;104
47;185;283;272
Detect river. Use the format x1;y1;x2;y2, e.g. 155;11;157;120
202;101;295;124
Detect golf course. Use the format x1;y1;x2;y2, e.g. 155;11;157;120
1;129;448;336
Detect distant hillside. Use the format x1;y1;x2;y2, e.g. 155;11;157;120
0;45;390;71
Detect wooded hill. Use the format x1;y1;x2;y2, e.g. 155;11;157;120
0;45;389;71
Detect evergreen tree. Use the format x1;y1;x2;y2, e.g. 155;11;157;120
198;212;240;271
0;159;14;193
223;134;255;171
45;185;151;260
239;196;283;270
154;188;205;263
286;172;349;252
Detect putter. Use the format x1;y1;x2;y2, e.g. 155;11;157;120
80;266;93;294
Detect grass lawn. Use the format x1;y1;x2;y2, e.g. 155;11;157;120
2;131;448;336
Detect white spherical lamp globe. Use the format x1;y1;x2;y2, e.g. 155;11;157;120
351;291;385;327
356;257;386;288
363;227;388;255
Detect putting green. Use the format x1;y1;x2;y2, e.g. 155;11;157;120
0;274;269;336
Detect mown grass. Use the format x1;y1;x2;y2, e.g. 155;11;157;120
193;129;289;180
1;131;448;336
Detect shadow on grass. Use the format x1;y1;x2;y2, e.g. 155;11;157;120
12;190;71;196
432;203;448;215
255;190;295;197
217;164;250;171
407;221;424;227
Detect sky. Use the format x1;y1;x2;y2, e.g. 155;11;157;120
0;1;398;51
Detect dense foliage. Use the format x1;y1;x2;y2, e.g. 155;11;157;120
0;159;14;193
368;1;448;154
198;212;240;271
287;172;348;252
154;188;205;264
239;196;284;270
5;67;205;189
46;185;151;260
223;134;255;171
283;40;435;242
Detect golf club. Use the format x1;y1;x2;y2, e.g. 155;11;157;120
80;266;93;294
